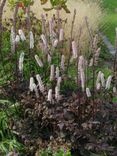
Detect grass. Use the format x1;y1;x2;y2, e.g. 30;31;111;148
102;0;117;44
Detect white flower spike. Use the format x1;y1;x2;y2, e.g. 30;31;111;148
35;55;43;67
19;52;24;73
18;29;26;41
86;88;91;98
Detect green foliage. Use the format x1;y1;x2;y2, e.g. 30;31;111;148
40;0;70;13
40;148;71;156
8;0;34;7
0;100;24;155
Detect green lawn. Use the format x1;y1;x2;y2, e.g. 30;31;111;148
102;0;117;44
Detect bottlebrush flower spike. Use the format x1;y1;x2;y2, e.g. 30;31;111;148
96;71;102;85
72;41;77;59
30;31;34;49
59;29;64;41
19;52;24;73
35;55;43;67
36;74;45;93
55;86;60;102
47;89;53;102
78;55;85;71
86;88;91;97
96;83;101;90
80;69;85;92
93;34;98;49
10;27;15;43
29;77;34;91
113;87;117;93
15;35;20;43
41;14;46;33
105;75;112;90
94;47;101;65
50;65;55;81
61;55;65;71
100;72;105;87
57;77;62;88
18;29;26;41
40;34;48;49
89;58;93;67
49;18;54;37
32;83;39;98
55;67;60;78
10;27;15;52
48;54;52;64
53;39;58;48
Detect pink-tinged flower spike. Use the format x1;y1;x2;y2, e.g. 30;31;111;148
59;29;64;41
48;54;52;64
105;75;112;90
78;55;85;72
10;27;15;43
89;58;93;67
93;34;98;49
96;83;101;91
113;87;117;93
72;41;77;59
96;71;102;85
49;18;54;37
55;67;60;78
36;74;45;93
35;55;43;67
19;52;24;73
30;31;34;49
15;35;20;43
86;88;91;97
80;69;85;92
18;29;26;41
50;65;55;81
53;39;58;48
40;34;48;49
41;14;46;34
100;72;105;87
10;27;15;52
94;47;101;65
47;89;53;102
29;77;34;91
55;86;60;102
32;83;39;98
61;55;65;71
57;77;62;88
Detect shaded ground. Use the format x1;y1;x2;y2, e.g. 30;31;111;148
0;81;117;156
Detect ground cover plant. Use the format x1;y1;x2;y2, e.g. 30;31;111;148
0;0;117;156
102;0;117;44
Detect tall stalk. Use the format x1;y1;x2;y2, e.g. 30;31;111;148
12;3;19;54
114;30;117;85
66;9;76;73
12;3;19;80
85;17;96;116
0;0;7;62
26;6;32;77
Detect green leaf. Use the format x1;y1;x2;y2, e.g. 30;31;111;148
112;97;117;103
40;0;48;5
43;7;53;11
